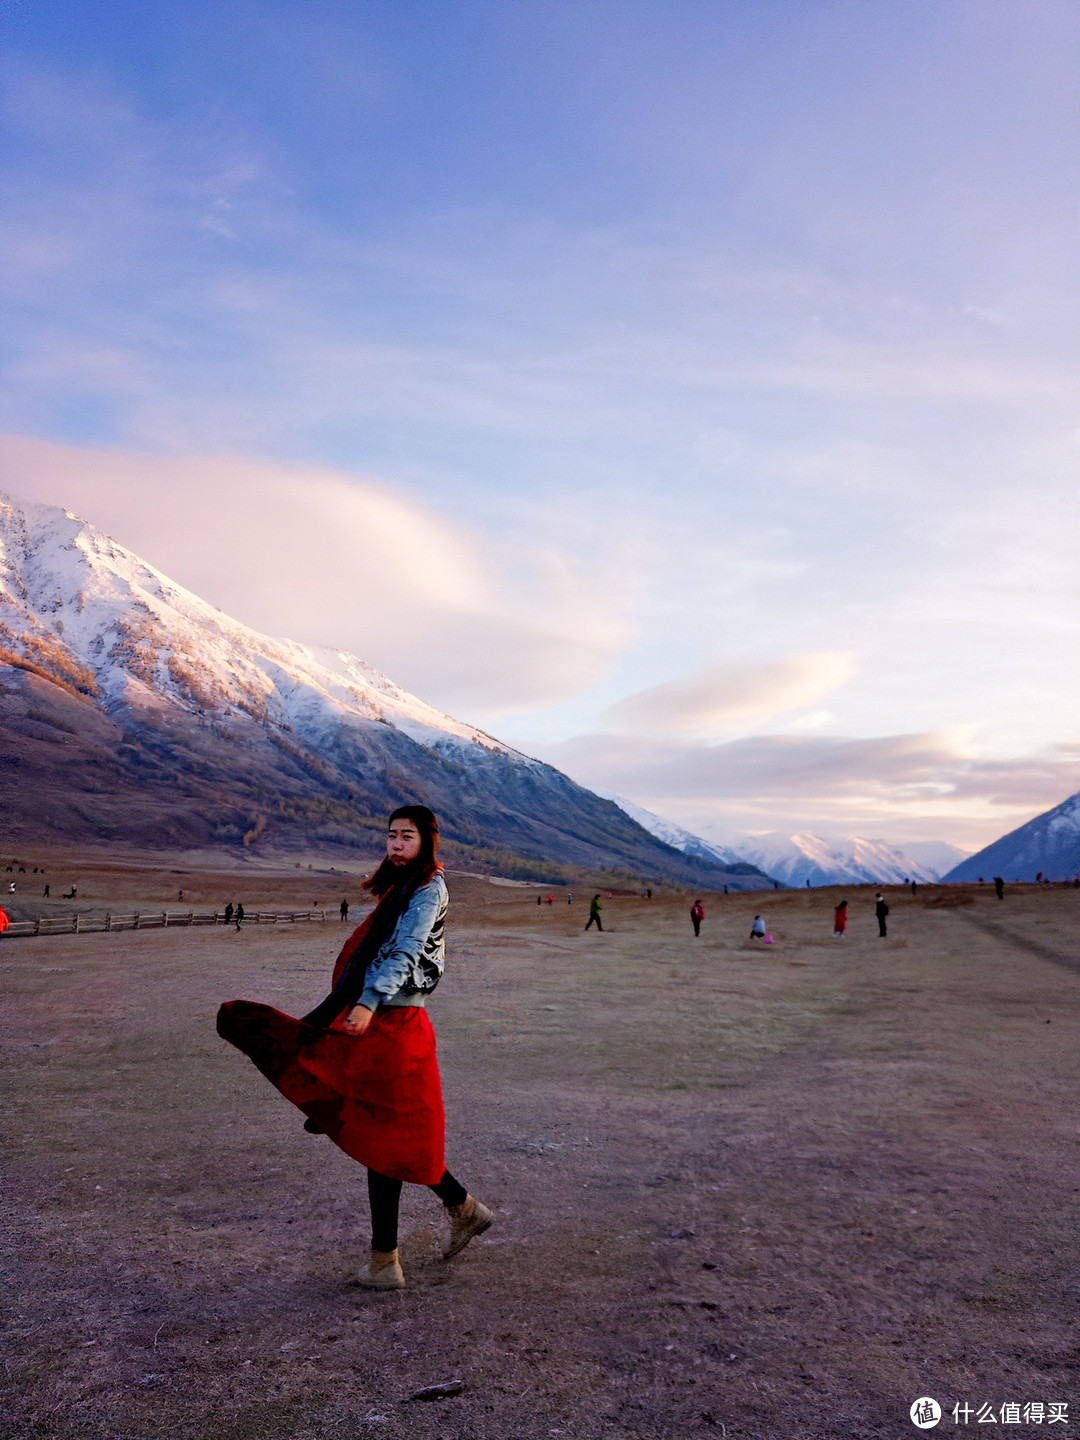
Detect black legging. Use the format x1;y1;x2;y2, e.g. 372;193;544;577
367;1167;469;1252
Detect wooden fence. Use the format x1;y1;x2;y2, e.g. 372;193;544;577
2;909;339;938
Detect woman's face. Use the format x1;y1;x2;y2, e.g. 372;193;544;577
386;818;422;865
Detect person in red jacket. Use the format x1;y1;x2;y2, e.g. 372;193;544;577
833;900;848;938
0;904;9;943
690;899;704;937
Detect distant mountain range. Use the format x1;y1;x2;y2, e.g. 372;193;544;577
944;792;1080;882
0;491;770;888
606;796;968;885
728;832;960;887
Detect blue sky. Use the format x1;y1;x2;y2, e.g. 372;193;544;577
3;1;1080;848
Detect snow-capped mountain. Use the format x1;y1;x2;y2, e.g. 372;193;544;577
0;490;511;758
603;788;955;886
603;788;956;887
730;833;939;887
598;794;747;866
0;491;768;886
944;792;1080;882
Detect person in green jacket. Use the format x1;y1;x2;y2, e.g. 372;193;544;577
585;894;604;931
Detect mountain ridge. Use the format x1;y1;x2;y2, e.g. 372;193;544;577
0;491;769;888
603;793;963;885
944;792;1080;883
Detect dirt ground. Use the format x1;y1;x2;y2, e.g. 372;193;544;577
3;867;1079;1440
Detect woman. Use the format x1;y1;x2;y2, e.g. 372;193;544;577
833;899;848;938
217;805;491;1291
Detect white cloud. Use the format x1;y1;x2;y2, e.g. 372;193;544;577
537;729;1080;851
0;434;627;717
606;651;855;736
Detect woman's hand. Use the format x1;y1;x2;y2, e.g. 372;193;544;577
342;1004;375;1035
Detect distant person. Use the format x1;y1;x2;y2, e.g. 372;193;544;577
537;894;543;906
235;903;245;931
7;881;13;894
0;904;8;945
773;881;779;890
178;889;185;901
833;900;848;938
585;894;604;932
723;885;728;895
910;880;917;896
546;895;553;905
224;902;234;926
567;892;573;905
750;915;766;940
42;883;49;898
875;893;889;938
690;899;704;937
994;876;1005;900
646;887;653;899
340;899;349;922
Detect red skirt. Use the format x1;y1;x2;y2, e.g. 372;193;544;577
217;1001;446;1185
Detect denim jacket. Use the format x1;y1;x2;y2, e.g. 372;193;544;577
359;872;448;1011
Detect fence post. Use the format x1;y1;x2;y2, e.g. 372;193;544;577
134;912;140;930
34;917;40;935
105;914;111;931
73;914;79;933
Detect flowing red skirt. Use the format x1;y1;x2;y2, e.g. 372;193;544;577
217;1001;446;1185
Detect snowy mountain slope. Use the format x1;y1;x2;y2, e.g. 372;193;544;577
729;833;938;887
600;794;752;868
0;491;769;886
0;490;513;756
944;792;1080;882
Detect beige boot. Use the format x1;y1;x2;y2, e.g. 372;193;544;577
443;1195;494;1259
355;1248;405;1289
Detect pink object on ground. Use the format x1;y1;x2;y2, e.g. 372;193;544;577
764;934;774;943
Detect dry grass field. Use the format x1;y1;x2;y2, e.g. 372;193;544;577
3;864;1079;1440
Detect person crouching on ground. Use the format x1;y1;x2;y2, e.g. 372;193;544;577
750;914;766;940
833;900;848;938
217;804;492;1291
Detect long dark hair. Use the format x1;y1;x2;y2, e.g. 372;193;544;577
363;805;440;897
301;806;441;1028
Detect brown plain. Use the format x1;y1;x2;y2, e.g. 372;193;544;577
4;866;1079;1440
